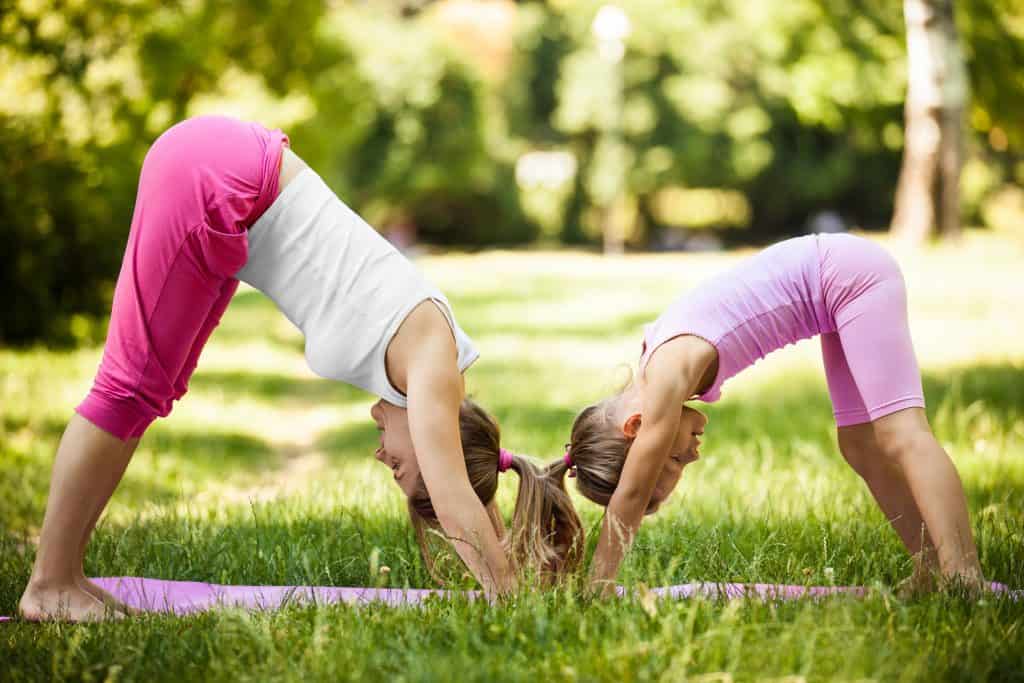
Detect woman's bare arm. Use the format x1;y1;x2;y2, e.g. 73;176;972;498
402;307;515;597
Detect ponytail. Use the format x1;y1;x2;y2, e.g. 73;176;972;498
505;453;585;579
405;399;585;584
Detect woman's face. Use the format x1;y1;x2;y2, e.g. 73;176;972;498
370;399;421;498
646;405;708;513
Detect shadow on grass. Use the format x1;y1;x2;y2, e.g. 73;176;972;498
619;465;1024;589
0;425;280;536
677;360;1024;457
922;361;1024;422
314;421;380;463
188;370;372;407
218;284;664;352
0;507;432;604
141;427;281;475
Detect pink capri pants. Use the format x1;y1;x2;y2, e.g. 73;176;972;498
818;233;926;427
77;116;288;440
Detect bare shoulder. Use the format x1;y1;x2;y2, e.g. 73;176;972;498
399;299;453;339
384;299;461;395
646;334;717;389
390;300;459;368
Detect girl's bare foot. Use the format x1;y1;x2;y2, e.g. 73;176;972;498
18;581;127;622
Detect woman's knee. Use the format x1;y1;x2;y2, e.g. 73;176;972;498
77;386;159;442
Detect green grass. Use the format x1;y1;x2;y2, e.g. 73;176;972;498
3;232;1024;682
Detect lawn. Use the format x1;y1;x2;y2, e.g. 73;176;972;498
2;232;1023;682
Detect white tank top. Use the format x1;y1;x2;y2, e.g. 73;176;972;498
236;169;479;407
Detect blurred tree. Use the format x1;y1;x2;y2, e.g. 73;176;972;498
0;0;328;345
960;0;1024;150
297;4;534;246
1;0;525;345
3;0;1022;345
506;0;909;246
892;0;969;243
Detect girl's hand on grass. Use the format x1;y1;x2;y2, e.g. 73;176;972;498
940;571;988;599
587;578;618;600
897;567;989;599
896;568;938;599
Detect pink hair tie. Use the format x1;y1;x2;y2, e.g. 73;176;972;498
564;449;577;478
498;448;515;473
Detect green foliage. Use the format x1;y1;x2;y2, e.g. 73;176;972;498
0;0;327;345
501;0;1023;244
294;6;534;246
504;0;910;242
0;1;529;345
3;1;1024;344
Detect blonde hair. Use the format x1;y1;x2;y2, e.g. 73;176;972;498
407;399;585;583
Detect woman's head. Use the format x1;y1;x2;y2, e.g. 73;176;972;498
371;398;499;507
564;387;708;514
371;397;585;580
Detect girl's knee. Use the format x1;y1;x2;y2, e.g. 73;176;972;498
840;451;872;480
837;429;877;478
875;428;936;464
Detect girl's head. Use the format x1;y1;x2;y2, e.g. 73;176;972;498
563;384;708;514
370;398;585;580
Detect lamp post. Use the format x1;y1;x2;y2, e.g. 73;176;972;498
592;5;631;255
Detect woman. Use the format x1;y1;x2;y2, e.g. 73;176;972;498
19;115;573;621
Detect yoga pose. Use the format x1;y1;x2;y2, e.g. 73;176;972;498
18;116;577;621
552;233;984;594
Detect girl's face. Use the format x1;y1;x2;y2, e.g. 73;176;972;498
612;384;708;513
646;405;708;513
370;400;421;498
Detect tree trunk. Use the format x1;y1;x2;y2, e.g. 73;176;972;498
892;0;968;243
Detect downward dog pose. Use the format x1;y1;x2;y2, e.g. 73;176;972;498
18;116;577;621
553;233;984;594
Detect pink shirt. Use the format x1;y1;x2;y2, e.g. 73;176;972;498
640;235;832;402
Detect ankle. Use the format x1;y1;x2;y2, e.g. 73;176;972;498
25;573;78;594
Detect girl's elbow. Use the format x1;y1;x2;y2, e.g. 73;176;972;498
610;486;650;512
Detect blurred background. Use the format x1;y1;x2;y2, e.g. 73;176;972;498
2;0;1023;347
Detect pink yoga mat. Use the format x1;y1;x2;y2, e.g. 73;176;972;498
4;578;1018;619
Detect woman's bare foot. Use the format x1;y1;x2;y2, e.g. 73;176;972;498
76;575;139;615
19;581;127;622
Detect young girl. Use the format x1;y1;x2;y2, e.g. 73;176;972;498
555;233;984;594
18;116;579;621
